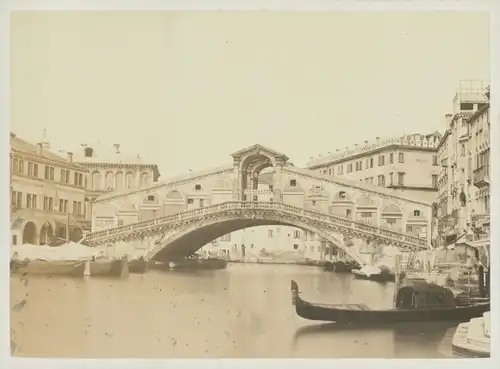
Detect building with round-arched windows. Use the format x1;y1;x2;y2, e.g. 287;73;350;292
71;143;161;231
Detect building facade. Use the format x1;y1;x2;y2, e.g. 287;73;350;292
306;132;442;204
69;143;161;230
10;133;88;245
436;81;490;248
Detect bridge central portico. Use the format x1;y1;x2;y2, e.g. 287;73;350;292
85;144;432;264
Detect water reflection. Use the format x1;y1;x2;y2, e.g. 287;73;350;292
292;321;457;358
11;263;456;358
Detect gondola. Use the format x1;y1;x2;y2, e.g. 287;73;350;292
290;278;489;324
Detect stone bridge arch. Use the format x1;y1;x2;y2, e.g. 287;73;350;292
144;208;364;264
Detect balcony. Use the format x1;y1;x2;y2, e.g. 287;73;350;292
473;165;490;188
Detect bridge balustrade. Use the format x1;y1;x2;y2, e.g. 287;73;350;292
86;201;428;249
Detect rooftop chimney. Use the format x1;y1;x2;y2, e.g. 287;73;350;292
376;137;380;142
445;113;453;128
336;148;340;152
113;144;120;153
36;143;43;156
364;140;368;145
67;152;73;163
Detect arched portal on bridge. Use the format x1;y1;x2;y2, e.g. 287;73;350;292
231;144;289;202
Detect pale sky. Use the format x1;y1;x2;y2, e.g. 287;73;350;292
10;11;489;179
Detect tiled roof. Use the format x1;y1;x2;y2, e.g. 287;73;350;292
10;133;87;171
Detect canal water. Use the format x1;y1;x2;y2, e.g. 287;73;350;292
10;263;457;358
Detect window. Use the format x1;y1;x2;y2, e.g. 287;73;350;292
65;170;70;183
346;209;352;218
45;166;50;179
413;210;421;217
12;235;17;246
59;199;68;213
28;163;38;177
17;192;22;208
194;184;202;191
13;158;19;173
461;144;465;156
293;230;300;239
339;191;346;199
328;168;332;176
221;233;231;242
369;158;374;168
398;153;404;163
73;201;78;214
293;244;299;250
378;155;385;166
77;202;82;214
199;199;204;208
347;163;353;173
389;153;394;164
389;172;394;185
432;155;438;166
50;167;54;180
432;175;438;187
268;229;274;238
118;220;124;226
18;160;24;174
253;195;258;201
49;197;53;211
398;172;405;186
460;102;474;111
289;179;297;187
27;194;38;209
147;195;155;201
187;198;194;204
61;169;66;182
377;175;385;187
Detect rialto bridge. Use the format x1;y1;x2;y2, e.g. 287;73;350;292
83;145;432;264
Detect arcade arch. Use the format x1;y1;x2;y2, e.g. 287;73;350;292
22;221;37;244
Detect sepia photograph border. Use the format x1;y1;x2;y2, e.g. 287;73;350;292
1;0;499;368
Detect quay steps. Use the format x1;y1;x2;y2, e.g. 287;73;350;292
452;312;490;358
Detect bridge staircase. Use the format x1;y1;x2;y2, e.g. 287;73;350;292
83;201;429;263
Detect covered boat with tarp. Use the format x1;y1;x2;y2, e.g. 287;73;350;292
10;242;99;277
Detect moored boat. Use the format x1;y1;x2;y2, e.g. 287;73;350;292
352;265;395;282
290;278;490;324
128;257;150;273
11;259;86;277
172;255;227;270
90;257;129;278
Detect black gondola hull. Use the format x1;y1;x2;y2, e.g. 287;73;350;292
291;280;489;324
